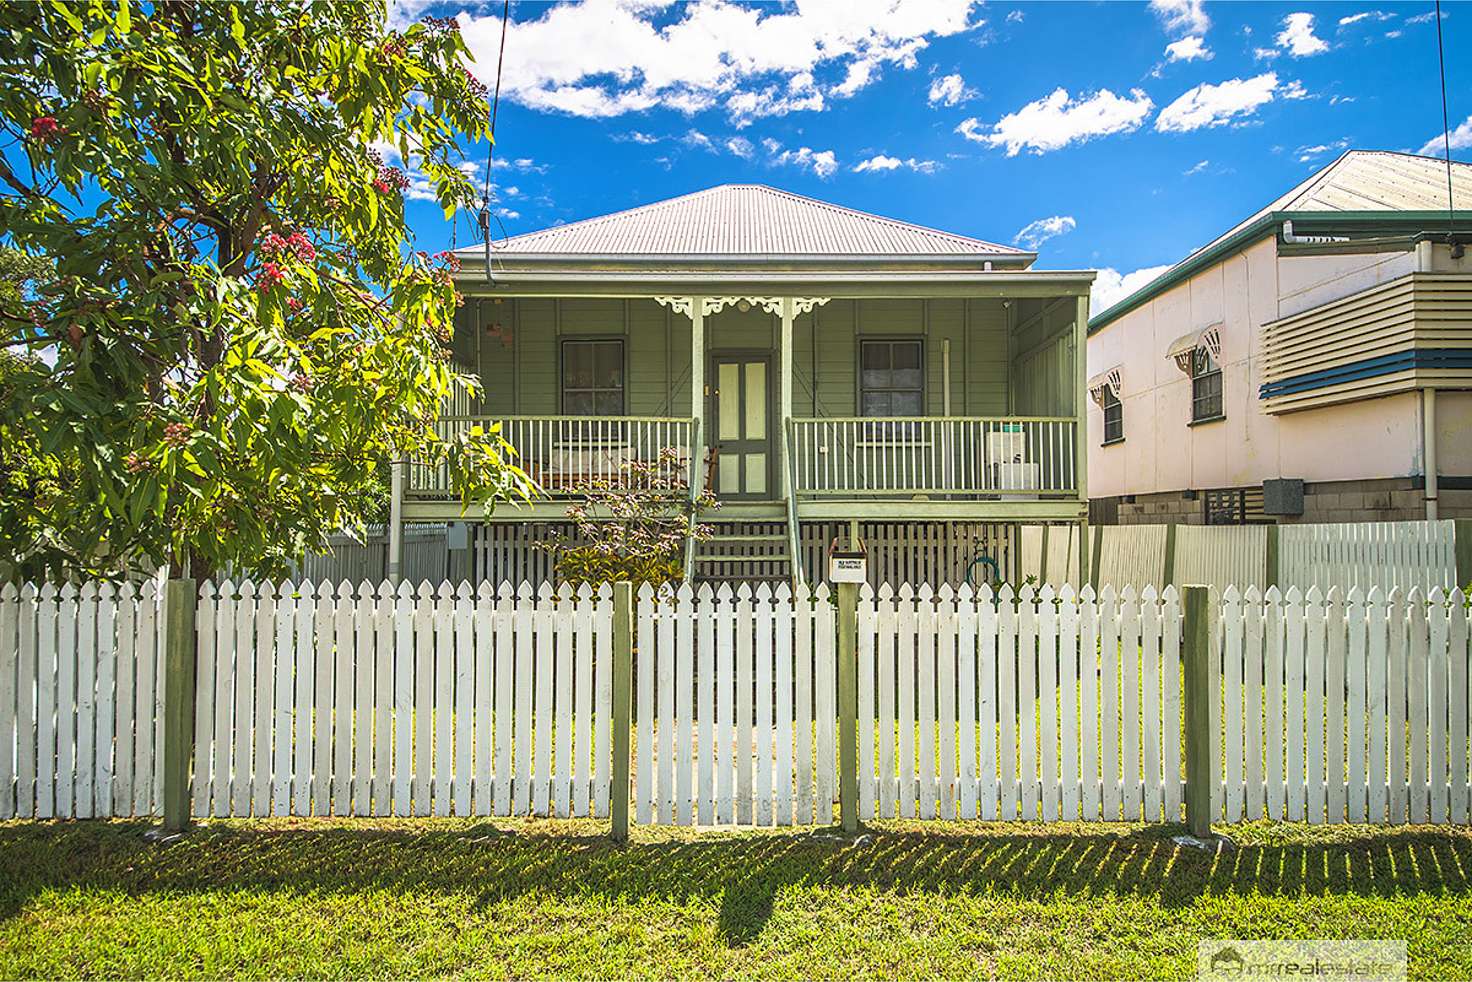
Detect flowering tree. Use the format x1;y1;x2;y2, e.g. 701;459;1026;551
0;2;532;579
544;448;717;589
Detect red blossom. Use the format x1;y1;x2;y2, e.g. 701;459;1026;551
256;261;284;292
30;116;61;141
286;296;303;312
163;422;191;447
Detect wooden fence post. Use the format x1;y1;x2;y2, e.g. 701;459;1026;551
1181;583;1213;838
1455;519;1472;589
1162;522;1177;590
160;578;197;833
1264;524;1280;590
836;577;859;833
610;580;633;843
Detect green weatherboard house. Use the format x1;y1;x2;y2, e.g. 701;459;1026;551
394;184;1096;588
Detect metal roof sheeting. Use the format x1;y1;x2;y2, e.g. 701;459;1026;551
466;183;1028;259
1088;151;1472;331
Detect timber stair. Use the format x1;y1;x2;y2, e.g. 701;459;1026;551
690;526;794;586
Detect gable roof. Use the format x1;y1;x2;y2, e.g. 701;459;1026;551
460;183;1031;267
1089;150;1472;332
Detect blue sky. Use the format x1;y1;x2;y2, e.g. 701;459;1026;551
397;0;1468;311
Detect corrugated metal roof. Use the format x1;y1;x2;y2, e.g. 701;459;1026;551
1205;150;1472;247
1090;150;1472;330
466;184;1028;258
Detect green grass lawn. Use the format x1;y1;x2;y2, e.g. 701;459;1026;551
1;817;1469;979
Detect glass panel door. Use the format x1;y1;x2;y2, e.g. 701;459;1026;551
710;354;772;499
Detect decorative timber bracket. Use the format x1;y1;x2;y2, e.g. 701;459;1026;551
654;296;833;318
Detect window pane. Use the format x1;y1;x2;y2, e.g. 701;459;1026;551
718;362;741;440
892;367;923;390
861;369;891;391
744;361;766;440
564;343;591;388
594;341;623;388
891;342;921;371
594;390;623;415
862;343;890;372
891;391;922;416
564;391;595;416
861;391;891;417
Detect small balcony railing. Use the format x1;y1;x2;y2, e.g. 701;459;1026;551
408;415;697;497
787;416;1078;498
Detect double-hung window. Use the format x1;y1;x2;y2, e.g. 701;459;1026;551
1190;348;1222;422
1101;388;1124;444
561;339;624;416
859;340;924;417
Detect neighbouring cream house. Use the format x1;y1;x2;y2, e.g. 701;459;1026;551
389;184;1096;587
1087;150;1472;526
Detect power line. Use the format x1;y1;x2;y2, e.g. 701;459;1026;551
1432;0;1462;257
482;0;512;279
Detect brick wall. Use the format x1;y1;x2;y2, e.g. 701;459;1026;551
1098;478;1472;526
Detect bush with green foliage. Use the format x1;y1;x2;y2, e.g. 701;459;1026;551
544;447;716;589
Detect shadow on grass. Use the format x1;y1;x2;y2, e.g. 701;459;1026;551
1;819;1468;947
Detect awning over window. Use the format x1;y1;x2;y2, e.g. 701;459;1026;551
1167;323;1221;375
1087;366;1122;406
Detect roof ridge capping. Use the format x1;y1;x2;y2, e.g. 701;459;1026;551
1088;149;1472;333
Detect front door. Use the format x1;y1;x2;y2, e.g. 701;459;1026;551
710;353;772;499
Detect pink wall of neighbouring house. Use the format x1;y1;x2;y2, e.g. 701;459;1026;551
1087;235;1467;501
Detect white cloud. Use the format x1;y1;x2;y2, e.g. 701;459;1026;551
1155;73;1281;132
1280;79;1310;100
1417;114;1472;156
623;131;662;145
1150;0;1209;36
1275;13;1329;56
494;157;549;174
853;154;939;173
1184;159;1209;175
1338;10;1393;27
958;87;1154;156
683;128;716;150
1406;10;1449;24
460;0;981;124
1252;46;1280;60
928;72;977;107
1164;35;1212;61
1296;139;1349;162
1013;215;1076;250
1330;94;1357;105
1091;264;1173;316
1006;9;1024;23
726;136;756;159
768;143;839;178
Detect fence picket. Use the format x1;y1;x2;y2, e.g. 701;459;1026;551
754;585;774;826
573;583;595;818
1450;590;1470;825
1098;585;1119;821
897;584;916;818
876;584;896;819
697;584;717;824
1428;588;1449;825
1345;588;1368;823
1408;588;1429;823
1079;587;1101;821
998;586;1017;820
553;585;575;819
735;585;755;825
958;584;979;820
917;585;938;820
857;584;875;821
937;585;958;820
1036;585;1058;822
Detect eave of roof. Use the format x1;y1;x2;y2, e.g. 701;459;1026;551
1087;209;1472;335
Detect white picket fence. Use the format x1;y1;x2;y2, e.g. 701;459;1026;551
3;577;1470;828
634;583;838;826
859;583;1181;822
0;580;167;819
1214;585;1472;825
190;580;615;819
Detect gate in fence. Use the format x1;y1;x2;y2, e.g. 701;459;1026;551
1;577;1470;830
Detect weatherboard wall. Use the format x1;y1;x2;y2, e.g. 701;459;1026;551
452;296;1025;420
